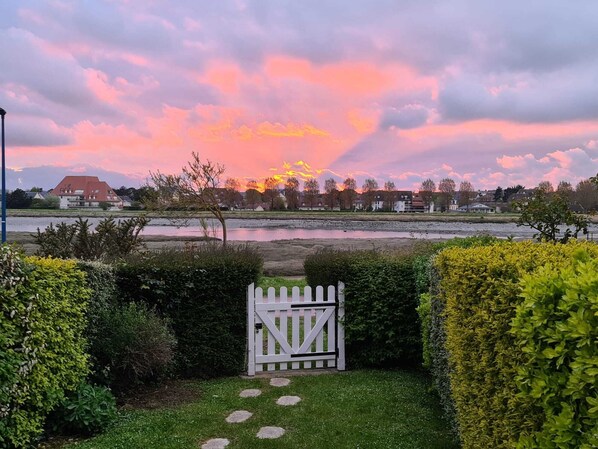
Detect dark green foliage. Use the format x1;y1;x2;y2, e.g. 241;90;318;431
512;254;598;449
515;190;588;243
47;383;117;436
0;247;89;448
89;303;176;391
6;189;31;209
305;248;424;368
116;246;262;377
35;216;149;261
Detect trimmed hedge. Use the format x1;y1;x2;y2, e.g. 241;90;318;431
512;254;598;449
305;248;424;367
435;240;598;449
0;246;89;448
116;246;262;378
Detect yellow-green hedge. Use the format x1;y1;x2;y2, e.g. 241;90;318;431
1;247;90;448
435;240;598;449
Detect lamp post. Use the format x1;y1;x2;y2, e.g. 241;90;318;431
0;107;6;243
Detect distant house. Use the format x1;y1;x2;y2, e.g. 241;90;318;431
25;190;51;201
53;176;122;210
456;203;495;213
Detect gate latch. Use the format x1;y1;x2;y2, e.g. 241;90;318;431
255;322;263;331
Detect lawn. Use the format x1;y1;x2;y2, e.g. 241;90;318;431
62;370;459;449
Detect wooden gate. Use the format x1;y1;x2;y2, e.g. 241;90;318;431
247;283;345;376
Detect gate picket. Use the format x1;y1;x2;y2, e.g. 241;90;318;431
279;287;288;371
315;286;324;368
267;287;276;371
326;285;336;368
291;286;300;370
303;286;313;369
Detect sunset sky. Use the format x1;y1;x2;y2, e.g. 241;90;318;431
2;1;598;191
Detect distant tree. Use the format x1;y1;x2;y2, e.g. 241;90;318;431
458;181;475;211
303;179;320;209
30;186;43;192
148;152;228;245
223;177;241;209
503;185;524;202
494;186;504;202
515;190;588;243
7;189;32;209
419;179;436;211
263;177;280;210
383;181;397;211
574;179;598;212
98;201;111;211
324;178;339;210
284;177;300;210
556;181;574;204
245;180;262;209
362;178;378;210
134;186;156;203
537;180;554;193
341;178;357;210
438;178;456;212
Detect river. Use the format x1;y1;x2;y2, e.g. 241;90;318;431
9;216;598;241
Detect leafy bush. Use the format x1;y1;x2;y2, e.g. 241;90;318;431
47;383;117;436
512;254;598;449
0;247;89;448
35;216;149;261
434;240;598;449
90;302;176;391
116;245;262;377
305;248;424;367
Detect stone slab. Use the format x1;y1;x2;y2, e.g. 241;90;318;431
257;426;286;439
276;395;301;406
270;377;291;387
239;388;262;398
201;438;230;449
225;410;253;423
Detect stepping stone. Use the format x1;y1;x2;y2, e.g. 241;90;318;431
201;438;229;449
270;377;290;387
257;426;286;439
276;395;301;406
239;388;262;398
225;410;253;423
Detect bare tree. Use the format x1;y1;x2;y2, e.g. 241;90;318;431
224;177;241;209
438;178;456;212
245;179;262;209
419;178;436;211
383;180;397;211
324;178;339;210
556;181;574;204
575;179;598;212
458;180;475;211
303;179;320;209
362;178;378;210
263;177;280;210
341;178;357;210
537;180;554;193
284;177;300;210
149;152;228;245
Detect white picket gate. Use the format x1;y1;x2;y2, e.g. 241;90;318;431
247;282;345;376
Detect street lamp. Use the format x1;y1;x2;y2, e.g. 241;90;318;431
0;107;6;243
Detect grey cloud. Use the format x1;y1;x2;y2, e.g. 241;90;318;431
379;106;428;130
4;118;73;147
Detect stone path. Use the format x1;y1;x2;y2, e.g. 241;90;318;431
201;376;301;447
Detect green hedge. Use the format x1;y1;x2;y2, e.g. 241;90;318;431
512;253;598;449
435;240;598;449
116;246;262;378
0;246;89;448
305;248;424;367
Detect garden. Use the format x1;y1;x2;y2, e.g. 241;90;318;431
2;224;597;448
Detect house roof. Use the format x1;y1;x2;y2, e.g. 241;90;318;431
53;176;120;202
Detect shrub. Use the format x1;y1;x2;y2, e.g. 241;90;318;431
35;216;149;261
305;248;424;368
47;383;117;436
116;245;262;377
90;303;176;392
0;247;89;448
512;254;598;449
435;240;598;449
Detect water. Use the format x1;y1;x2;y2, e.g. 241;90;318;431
9;215;598;241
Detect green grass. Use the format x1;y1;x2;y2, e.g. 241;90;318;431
257;276;307;290
64;370;459;449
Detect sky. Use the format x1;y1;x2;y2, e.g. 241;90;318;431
2;0;598;191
